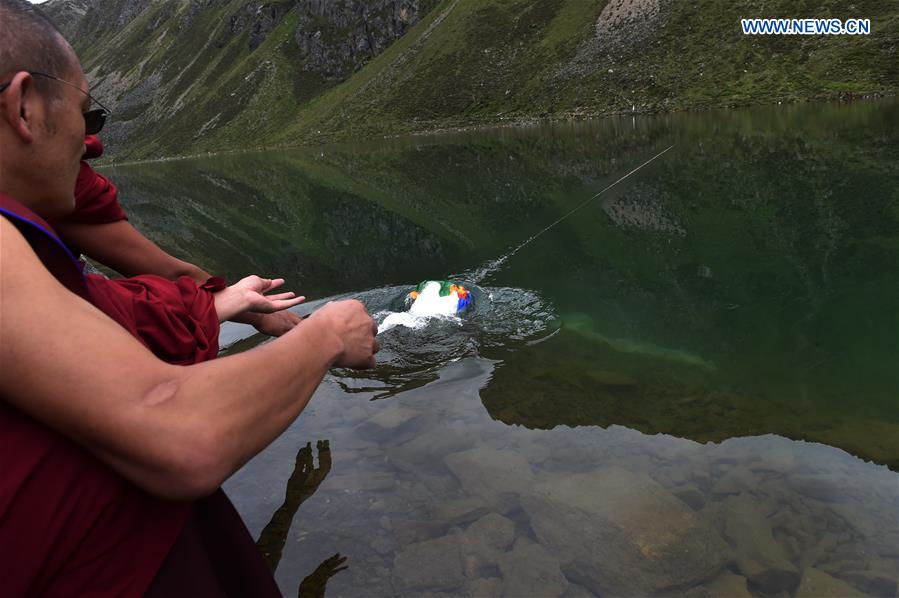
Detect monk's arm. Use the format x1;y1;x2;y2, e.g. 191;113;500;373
55;218;300;334
54;219;212;282
0;219;373;500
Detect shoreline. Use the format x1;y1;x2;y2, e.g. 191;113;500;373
102;91;895;168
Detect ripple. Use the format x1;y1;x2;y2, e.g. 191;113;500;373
330;283;559;398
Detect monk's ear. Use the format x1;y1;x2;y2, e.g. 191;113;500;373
1;72;38;144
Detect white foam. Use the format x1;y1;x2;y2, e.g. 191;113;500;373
408;281;463;317
377;311;430;334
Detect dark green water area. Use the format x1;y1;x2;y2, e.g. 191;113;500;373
108;100;898;597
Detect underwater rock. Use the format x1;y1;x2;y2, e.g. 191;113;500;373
517;440;552;465
787;473;844;502
672;482;707;511
390;420;480;464
465;577;503;597
724;496;800;593
462;512;516;552
521;467;727;595
498;537;569;598
396;514;517;591
834;563;899;598
366;404;422;430
392;534;466;594
751;445;798;474
433;497;494;527
711;466;757;495
702;570;753;597
795;567;865;598
324;471;396;492
370;534;396;556
393;518;451;546
818;557;873;577
564;582;596;597
456;515;513;579
444;448;535;510
798;529;840;570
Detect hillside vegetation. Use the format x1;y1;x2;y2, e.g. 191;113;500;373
43;0;898;160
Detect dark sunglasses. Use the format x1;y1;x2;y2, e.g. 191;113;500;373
0;70;111;135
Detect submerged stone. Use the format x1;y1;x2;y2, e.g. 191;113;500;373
521;466;727;595
702;570;753;597
392;534;465;594
462;512;516;552
711;466;757;495
498;538;568;598
723;496;800;593
366;404;422;430
834;564;899;598
465;577;503;597
444;448;535;510
795;567;865;598
672;482;707;511
433;497;495;527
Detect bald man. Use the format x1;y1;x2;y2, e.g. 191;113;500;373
0;1;378;594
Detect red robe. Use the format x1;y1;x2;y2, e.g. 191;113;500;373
54;135;223;365
1;192;280;596
58;135;130;224
0;194;190;596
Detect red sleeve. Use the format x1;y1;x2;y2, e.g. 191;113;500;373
64;161;129;225
85;274;222;365
83;135;103;159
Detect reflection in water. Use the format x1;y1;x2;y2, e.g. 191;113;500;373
255;440;337;592
481;327;899;469
296;554;348;598
113;100;897;596
228;357;898;597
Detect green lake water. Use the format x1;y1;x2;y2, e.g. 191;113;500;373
107;100;898;597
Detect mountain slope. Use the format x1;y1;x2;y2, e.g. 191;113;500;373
279;0;898;146
42;0;898;160
42;0;440;158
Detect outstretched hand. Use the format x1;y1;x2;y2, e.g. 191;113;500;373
214;275;306;323
235;276;305;314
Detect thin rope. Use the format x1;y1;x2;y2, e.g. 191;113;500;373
469;144;675;283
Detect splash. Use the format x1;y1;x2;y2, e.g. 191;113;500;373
377;311;460;334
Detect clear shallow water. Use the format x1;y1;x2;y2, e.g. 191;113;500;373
108;100;898;596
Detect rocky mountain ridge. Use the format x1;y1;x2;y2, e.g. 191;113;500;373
41;0;440;157
40;0;898;160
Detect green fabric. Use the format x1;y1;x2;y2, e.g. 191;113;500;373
415;280;454;296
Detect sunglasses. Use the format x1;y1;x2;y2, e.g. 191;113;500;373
0;71;111;135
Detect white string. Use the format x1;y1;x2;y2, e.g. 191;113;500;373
469;144;675;283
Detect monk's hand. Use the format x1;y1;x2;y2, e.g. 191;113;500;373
214;275;305;323
309;300;379;369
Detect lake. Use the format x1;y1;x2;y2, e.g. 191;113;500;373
107;99;898;597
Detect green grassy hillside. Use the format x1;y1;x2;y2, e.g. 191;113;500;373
46;0;898;159
280;0;898;147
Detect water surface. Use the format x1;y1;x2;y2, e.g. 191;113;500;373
108;100;898;597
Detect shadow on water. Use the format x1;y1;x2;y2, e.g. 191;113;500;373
254;440;346;596
296;553;348;598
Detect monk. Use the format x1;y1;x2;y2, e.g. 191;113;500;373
54;134;304;338
0;1;378;594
